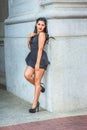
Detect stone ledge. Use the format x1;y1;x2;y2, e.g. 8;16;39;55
40;0;87;4
40;0;87;6
4;9;87;25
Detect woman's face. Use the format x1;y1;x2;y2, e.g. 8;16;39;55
36;20;46;33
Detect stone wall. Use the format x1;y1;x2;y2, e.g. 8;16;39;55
4;0;87;113
0;0;8;86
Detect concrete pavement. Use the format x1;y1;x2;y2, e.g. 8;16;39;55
0;89;87;128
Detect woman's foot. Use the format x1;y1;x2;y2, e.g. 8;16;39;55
40;83;45;93
29;102;40;113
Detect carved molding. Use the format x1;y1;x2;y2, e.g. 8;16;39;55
40;0;87;7
40;0;87;4
5;8;87;25
8;0;39;17
5;0;87;25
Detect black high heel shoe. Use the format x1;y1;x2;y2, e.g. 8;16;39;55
40;83;45;93
29;102;40;113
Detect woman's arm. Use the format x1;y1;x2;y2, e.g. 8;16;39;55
27;33;36;49
35;32;46;70
27;36;31;49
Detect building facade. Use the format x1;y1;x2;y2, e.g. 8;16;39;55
1;0;87;113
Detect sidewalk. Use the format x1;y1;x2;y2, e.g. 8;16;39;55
0;115;87;130
0;89;87;129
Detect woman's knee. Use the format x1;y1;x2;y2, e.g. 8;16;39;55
24;70;31;80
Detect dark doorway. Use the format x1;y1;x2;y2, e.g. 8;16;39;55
0;0;8;90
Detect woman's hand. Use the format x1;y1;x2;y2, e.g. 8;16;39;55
35;63;39;71
28;33;36;38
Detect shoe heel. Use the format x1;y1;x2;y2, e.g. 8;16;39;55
36;106;39;112
36;102;40;112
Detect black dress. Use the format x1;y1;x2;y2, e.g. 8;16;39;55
25;34;50;70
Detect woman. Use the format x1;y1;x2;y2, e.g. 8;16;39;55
24;17;50;113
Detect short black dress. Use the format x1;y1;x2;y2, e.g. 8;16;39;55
25;34;50;70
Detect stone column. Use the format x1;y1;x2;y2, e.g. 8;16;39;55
4;0;47;108
5;0;87;114
39;0;87;113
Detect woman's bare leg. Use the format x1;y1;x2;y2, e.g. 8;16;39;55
32;68;45;108
24;66;35;85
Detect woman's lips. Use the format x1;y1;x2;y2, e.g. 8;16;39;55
39;28;42;30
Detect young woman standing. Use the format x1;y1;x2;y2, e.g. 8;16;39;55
24;17;50;113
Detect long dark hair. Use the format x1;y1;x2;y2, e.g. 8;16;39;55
34;17;49;41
